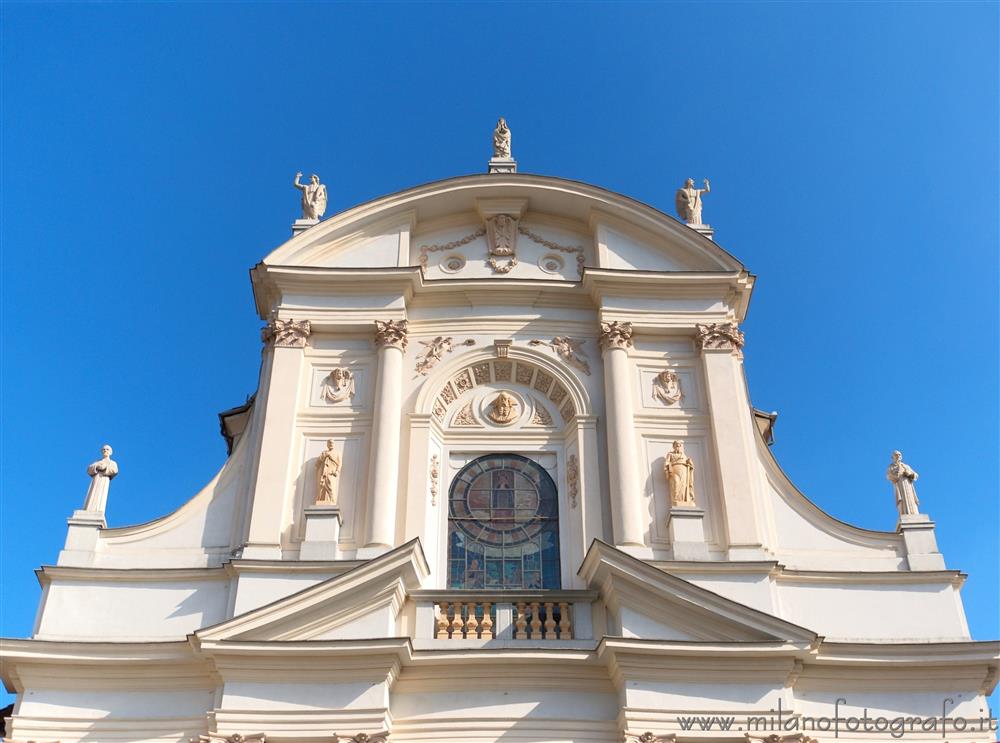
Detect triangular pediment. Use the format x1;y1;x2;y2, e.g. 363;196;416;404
579;540;817;643
197;540;429;642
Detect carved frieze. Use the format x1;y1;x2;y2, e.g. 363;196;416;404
321;367;355;403
695;321;744;351
567;453;579;508
452;402;477;426
374;319;408;350
429;454;440;506
651;369;682;405
194;734;266;743
623;733;675;743
415;336;474;375
530;399;554;426
262;318;311;348
333;734;389;743
599;321;634;351
529;336;591;375
485;214;519;273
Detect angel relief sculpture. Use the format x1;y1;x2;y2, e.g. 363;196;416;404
529;336;590;375
321;367;355;403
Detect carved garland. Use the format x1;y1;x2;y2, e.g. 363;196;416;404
417;228;486;269
518;225;585;277
567;453;579;509
429;454;440;506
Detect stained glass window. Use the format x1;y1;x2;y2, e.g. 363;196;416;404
447;453;561;590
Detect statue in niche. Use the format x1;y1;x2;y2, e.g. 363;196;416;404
487;391;519;425
293;171;328;220
315;439;342;505
887;450;920;517
652;369;683;405
675;178;710;226
83;444;119;513
493;117;512;159
664;440;695;507
321;367;355;403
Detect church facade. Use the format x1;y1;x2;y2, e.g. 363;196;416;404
2;142;996;743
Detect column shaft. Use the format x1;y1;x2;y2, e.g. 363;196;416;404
602;345;645;547
366;342;404;548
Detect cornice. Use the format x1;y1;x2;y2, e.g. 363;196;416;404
36;564;228;585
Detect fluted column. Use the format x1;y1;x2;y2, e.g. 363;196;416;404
365;319;408;549
599;321;645;547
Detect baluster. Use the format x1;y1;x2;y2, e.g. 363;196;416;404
558;601;572;639
529;601;542;638
543;601;557;639
450;602;465;638
481;602;494;638
436;602;450;639
515;602;528;639
466;602;480;638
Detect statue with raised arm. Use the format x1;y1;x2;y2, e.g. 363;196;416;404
664;440;695;507
493;117;512;159
887;450;920;517
293;171;328;220
315;439;342;505
83;444;119;513
675;178;711;226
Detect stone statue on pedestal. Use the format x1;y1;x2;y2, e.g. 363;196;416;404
493;117;512;159
664;440;695;507
315;439;342;505
675;178;710;226
83;444;118;513
293;172;328;220
887;450;920;517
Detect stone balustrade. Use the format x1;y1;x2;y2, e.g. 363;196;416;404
412;590;596;642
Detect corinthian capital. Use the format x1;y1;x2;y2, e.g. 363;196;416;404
695;321;744;351
599;321;634;351
261;318;311;348
374;319;408;350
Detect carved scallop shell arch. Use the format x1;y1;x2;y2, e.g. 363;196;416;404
414;347;591;428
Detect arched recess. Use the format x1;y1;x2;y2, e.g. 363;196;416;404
405;347;601;589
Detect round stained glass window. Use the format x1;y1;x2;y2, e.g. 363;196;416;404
447;453;561;590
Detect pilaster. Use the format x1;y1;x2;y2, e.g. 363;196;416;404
696;322;767;559
243;319;311;559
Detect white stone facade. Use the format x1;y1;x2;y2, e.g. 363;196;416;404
2;174;996;743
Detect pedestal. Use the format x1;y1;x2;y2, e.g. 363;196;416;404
300;506;343;561
688;223;714;240
898;514;945;570
57;511;106;566
292;218;319;235
667;507;710;561
488;157;517;174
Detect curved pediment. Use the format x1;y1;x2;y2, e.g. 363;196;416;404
263;174;744;280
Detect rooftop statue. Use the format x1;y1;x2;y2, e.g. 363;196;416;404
493;117;512;159
887;450;920;517
82;444;118;514
675;178;710;226
293;171;328;220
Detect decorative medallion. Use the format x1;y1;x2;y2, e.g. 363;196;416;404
321;367;355;403
651;369;682;405
262;318;311;348
695;321;744;351
486;391;520;425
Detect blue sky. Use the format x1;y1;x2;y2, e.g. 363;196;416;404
2;0;997;706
